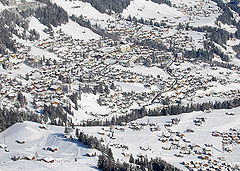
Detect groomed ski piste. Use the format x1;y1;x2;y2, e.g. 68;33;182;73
0;121;99;171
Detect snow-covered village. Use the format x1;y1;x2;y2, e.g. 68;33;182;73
1;0;240;170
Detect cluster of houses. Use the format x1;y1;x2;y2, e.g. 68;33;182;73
156;59;240;105
0;2;239;125
183;157;233;170
194;117;206;126
0;143;9;152
83;106;240;170
175;0;222;21
212;128;240;151
11;155;55;163
44;147;58;152
157;118;239;170
109;143;129;151
0;74;26;109
126;121;161;132
135;118;238;170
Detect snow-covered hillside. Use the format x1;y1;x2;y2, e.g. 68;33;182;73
54;20;101;41
27;16;101;41
122;0;222;27
28;17;49;40
50;0;113;22
122;0;186;21
1;108;240;170
0;122;99;171
80;107;240;170
0;2;6;12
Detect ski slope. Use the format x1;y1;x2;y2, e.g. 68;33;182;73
0;122;99;171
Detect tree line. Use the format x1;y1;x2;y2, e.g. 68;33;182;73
35;1;68;29
151;0;171;6
0;107;40;132
0;0;68;54
79;0;131;14
0;102;74;132
70;15;119;40
190;26;232;46
183;40;230;62
79;97;240;127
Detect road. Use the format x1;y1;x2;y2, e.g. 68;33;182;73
151;56;177;104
